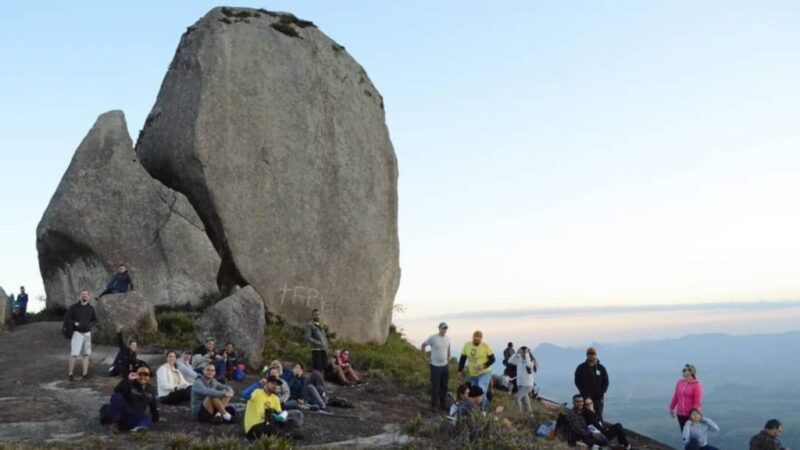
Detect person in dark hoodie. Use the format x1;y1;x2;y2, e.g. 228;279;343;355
574;347;609;419
65;290;98;381
107;366;160;432
108;325;143;377
583;396;631;449
98;263;134;298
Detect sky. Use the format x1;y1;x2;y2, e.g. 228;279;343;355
2;1;800;330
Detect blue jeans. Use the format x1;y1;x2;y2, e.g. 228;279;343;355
468;371;492;408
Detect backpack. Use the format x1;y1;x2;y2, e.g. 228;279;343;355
62;319;74;339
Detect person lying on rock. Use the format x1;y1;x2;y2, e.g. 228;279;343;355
98;263;134;298
156;350;192;405
177;348;198;382
336;349;362;384
244;375;304;440
191;364;236;423
108;325;142;378
107;366;160;432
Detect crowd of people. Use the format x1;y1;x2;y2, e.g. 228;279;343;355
48;274;792;448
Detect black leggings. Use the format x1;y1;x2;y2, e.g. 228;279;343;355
159;387;191;405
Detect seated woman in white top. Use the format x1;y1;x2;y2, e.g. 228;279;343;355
156;350;192;405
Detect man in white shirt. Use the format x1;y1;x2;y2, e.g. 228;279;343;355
421;322;451;412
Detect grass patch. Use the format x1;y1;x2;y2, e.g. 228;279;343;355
26;305;66;323
167;434;292;449
401;390;568;449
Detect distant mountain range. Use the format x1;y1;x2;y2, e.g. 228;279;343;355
517;330;800;450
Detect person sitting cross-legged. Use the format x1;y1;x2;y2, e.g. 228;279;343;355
244;375;304;440
682;409;720;450
191;364;236;423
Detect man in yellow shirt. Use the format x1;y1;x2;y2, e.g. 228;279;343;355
457;330;496;409
244;375;304;440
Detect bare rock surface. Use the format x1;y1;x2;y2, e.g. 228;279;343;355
37;110;220;309
0;286;11;331
136;7;400;342
93;292;158;344
193;286;265;368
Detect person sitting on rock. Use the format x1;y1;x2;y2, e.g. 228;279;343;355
583;396;632;449
304;369;331;412
244;375;303;440
191;364;235;423
108;325;142;378
107;366;160;432
284;363;331;413
221;343;239;380
177;348;198;382
682;409;720;450
336;349;362;384
325;349;356;385
457;385;483;419
449;384;470;421
98;263;134;298
269;359;293;381
192;337;226;380
566;394;606;447
750;419;790;450
156;350;192;405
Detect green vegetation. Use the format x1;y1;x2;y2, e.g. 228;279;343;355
401;390;568;450
26;304;66;323
167;434;291;450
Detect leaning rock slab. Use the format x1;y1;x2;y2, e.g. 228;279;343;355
193;286;265;368
136;7;400;342
93;292;158;344
37;111;220;309
0;286;11;331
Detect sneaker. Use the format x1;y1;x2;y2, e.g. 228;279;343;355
317;408;333;416
211;413;223;424
80;374;91;381
130;426;147;433
67;374;75;382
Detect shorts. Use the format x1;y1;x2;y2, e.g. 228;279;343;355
70;331;92;356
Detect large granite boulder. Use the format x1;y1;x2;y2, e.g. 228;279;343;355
0;286;11;332
193;286;265;368
37;111;221;309
136;7;400;343
93;292;158;344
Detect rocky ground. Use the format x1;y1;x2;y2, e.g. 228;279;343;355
0;322;426;449
0;322;673;449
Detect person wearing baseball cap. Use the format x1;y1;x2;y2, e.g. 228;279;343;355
244;375;304;440
574;347;609;420
457;330;496;409
421;321;452;412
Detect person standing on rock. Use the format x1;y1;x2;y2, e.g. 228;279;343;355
14;286;28;325
421;321;451;413
669;363;703;431
457;330;496;409
98;263;134;298
305;309;329;373
574;347;609;420
65;290;97;381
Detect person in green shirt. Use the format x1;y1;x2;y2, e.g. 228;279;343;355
457;330;496;409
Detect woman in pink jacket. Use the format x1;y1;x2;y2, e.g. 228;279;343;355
669;363;703;431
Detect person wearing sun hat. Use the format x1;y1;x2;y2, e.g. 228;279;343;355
457;330;496;409
421;321;451;412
